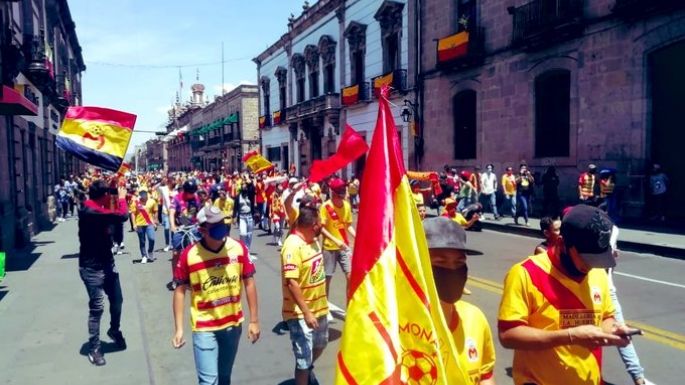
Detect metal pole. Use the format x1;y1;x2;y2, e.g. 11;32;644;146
221;41;225;95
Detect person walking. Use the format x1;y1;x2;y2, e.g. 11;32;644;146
457;171;476;212
501;167;517;219
55;181;70;222
578;164;598;205
172;206;260;385
270;188;286;247
480;164;499;220
234;177;256;257
130;190;158;264
541;166;560;217
214;188;235;235
514;164;534;226
281;198;329;385
157;177;173;252
599;168;619;223
648;163;668;222
78;180;129;366
168;179;202;291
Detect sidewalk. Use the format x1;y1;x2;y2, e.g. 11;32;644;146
478;215;685;259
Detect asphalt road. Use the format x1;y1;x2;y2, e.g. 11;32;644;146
0;218;683;385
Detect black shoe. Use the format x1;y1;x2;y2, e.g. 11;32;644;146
308;366;319;385
166;281;177;291
88;348;106;366
107;329;127;350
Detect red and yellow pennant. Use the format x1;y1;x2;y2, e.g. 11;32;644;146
242;150;273;174
341;84;360;106
335;86;469;385
373;72;394;97
259;116;266;129
117;162;132;176
437;31;470;63
273;110;282;125
56;106;137;172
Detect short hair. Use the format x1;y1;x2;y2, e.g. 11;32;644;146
88;180;110;200
539;216;556;232
297;205;320;228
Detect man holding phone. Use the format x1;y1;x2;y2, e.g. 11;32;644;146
498;205;638;385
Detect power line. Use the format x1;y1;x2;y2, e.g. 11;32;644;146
86;57;252;69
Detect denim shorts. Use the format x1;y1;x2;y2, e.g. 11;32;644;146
287;316;329;370
323;249;351;276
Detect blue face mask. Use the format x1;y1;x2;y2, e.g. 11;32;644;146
207;223;229;241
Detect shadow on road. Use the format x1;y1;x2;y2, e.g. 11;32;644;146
6;252;41;272
61;253;79;259
79;341;126;356
0;288;7;303
329;327;342;342
276;380;295;385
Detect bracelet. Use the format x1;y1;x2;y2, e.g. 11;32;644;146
568;329;573;344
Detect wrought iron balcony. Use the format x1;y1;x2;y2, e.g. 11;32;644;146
23;36;49;83
285;93;341;123
612;0;683;18
436;27;485;70
508;0;584;51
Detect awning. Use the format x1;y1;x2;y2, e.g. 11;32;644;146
0;86;38;116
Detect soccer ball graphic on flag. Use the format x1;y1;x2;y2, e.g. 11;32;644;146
400;349;438;385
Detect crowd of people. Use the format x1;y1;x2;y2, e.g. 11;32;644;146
65;164;657;385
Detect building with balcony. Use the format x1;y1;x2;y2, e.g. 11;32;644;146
419;0;685;218
164;83;259;173
254;0;418;177
0;0;86;250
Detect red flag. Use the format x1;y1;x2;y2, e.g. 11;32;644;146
308;124;369;183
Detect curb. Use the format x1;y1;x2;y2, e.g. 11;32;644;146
479;221;685;260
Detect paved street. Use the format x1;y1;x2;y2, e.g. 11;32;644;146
1;217;684;384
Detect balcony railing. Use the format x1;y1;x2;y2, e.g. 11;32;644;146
508;0;584;50
612;0;683;18
285;93;340;122
436;27;485;70
341;82;371;106
372;69;407;97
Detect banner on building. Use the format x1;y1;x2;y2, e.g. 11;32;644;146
437;31;470;63
56;106;137;172
341;84;360;106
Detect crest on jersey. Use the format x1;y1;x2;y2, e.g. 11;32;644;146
465;337;479;362
591;286;602;305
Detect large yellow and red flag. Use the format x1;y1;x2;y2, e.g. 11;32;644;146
242;150;274;173
56;106;137;172
335;87;469;385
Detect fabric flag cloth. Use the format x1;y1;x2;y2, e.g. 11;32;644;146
437;31;470;63
335;86;469;385
117;162;132;176
407;170;443;196
242;151;273;174
308;124;369;183
56;106;137;172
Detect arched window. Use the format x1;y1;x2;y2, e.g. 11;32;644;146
344;21;367;85
275;66;288;111
535;69;570;157
375;1;404;73
292;54;306;103
453;89;477;160
260;76;270;121
319;35;337;93
305;45;320;98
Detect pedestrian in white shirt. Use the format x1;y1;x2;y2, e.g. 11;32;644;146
480;164;500;220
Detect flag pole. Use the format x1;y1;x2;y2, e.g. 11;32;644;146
221;41;225;96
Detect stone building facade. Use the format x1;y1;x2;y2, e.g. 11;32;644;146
254;0;418;177
420;0;685;218
0;0;85;250
163;84;259;173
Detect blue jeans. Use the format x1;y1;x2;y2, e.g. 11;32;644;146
610;283;645;381
259;202;268;230
192;325;242;385
516;194;530;223
504;194;516;218
79;265;122;350
239;214;254;251
136;225;155;258
161;213;171;246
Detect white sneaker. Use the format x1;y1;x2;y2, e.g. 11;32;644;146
140;257;148;264
327;313;334;322
119;243;125;250
277;240;283;247
248;254;258;262
640;379;657;385
163;245;171;252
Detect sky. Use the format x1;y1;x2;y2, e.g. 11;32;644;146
69;0;306;159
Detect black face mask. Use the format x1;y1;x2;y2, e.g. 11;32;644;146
560;250;585;278
432;265;468;303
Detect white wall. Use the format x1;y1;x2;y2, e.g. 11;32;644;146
259;48;288;116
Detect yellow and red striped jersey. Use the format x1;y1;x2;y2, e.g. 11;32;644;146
498;251;615;385
449;301;496;384
281;233;328;321
173;238;255;332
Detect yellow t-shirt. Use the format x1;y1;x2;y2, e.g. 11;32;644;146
443;212;468;227
501;174;517;196
498;252;615;385
281;233;328;321
214;197;234;225
319;200;353;250
129;198;158;227
348;179;360;196
173;238;254;332
450;301;496;384
412;192;425;206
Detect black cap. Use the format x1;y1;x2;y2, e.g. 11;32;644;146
561;205;616;268
423;217;478;254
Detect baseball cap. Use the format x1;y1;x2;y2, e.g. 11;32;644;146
444;197;457;208
196;206;227;225
561;205;615;268
289;177;299;185
328;178;346;193
423;217;478;254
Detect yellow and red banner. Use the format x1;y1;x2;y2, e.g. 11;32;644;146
373;73;394;97
335;86;469;385
341;84;360;106
242;150;273;174
56;106;137;172
273;110;282;125
117;162;132;176
259;116;266;129
437;31;470;63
